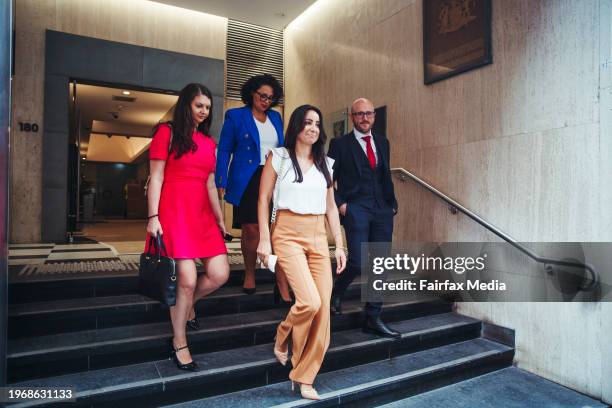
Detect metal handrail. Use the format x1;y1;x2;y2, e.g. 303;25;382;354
391;167;598;291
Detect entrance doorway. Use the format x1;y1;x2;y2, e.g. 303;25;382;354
70;82;177;253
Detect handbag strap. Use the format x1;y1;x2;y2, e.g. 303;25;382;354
270;148;288;225
146;233;169;260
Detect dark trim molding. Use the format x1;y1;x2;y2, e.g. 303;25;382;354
42;30;225;242
0;0;13;387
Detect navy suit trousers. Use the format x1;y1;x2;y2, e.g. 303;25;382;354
333;201;394;317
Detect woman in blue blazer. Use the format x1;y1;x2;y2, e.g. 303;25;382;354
216;74;291;301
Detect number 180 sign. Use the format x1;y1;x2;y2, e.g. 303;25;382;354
18;122;39;132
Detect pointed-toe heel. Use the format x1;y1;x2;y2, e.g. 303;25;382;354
168;339;198;371
186;317;200;331
273;336;288;366
292;381;320;400
273;284;293;306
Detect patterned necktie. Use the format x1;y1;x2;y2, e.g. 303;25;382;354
361;136;376;169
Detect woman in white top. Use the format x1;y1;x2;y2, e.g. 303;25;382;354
257;104;347;400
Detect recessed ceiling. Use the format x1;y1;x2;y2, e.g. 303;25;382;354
76;84;177;131
152;0;317;29
86;134;152;163
75;83;178;163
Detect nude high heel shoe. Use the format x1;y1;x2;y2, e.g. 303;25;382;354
273;336;288;366
291;381;320;400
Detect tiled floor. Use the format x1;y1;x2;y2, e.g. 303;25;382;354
8;241;340;283
9;243;118;266
9;220;337;282
81;219;149;242
378;367;607;408
8;241;246;281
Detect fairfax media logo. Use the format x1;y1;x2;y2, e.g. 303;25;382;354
372;279;507;292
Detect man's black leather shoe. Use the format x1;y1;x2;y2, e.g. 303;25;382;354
330;296;342;315
362;316;401;338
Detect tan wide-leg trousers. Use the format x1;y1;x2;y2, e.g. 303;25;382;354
272;210;332;385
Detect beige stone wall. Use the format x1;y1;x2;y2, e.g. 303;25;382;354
285;0;610;403
11;0;227;242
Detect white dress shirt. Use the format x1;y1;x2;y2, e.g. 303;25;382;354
353;128;378;166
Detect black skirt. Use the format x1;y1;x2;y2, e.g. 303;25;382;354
232;165;264;229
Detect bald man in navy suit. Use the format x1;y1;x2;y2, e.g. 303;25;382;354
328;98;399;338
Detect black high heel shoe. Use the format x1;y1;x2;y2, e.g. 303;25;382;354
168;338;198;371
242;287;256;295
186;311;200;331
273;282;294;306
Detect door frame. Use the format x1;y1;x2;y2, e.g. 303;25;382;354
0;0;13;387
42;30;225;242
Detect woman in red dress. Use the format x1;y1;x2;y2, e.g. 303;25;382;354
146;83;229;371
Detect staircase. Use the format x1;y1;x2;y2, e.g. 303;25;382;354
7;267;516;407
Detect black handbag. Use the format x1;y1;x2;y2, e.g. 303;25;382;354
138;234;177;306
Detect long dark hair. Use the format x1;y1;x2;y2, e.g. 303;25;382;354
284;105;332;188
155;83;213;159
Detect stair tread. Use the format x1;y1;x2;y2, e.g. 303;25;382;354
8;283;277;316
9;293;157;315
8;268;270;285
9;278;364;316
375;367;606;408
11;313;483;398
8;299;450;357
161;338;512;408
8;269;275;304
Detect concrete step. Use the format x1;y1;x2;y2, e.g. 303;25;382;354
8;299;452;382
160;338;513;408
9;313;491;407
8;281;361;338
8;268;275;304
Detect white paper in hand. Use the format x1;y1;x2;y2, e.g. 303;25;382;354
267;255;277;273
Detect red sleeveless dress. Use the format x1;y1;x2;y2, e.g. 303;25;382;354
145;124;227;259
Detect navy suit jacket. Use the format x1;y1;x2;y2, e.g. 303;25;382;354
215;106;284;205
328;131;398;212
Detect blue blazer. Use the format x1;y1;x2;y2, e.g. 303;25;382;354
215;106;284;205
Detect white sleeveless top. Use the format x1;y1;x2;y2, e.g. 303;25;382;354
270;147;334;215
254;115;279;165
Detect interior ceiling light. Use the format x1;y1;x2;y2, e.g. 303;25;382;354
122;90;131;95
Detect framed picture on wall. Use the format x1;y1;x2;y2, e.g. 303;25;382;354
423;0;492;84
372;106;387;136
332;120;345;139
